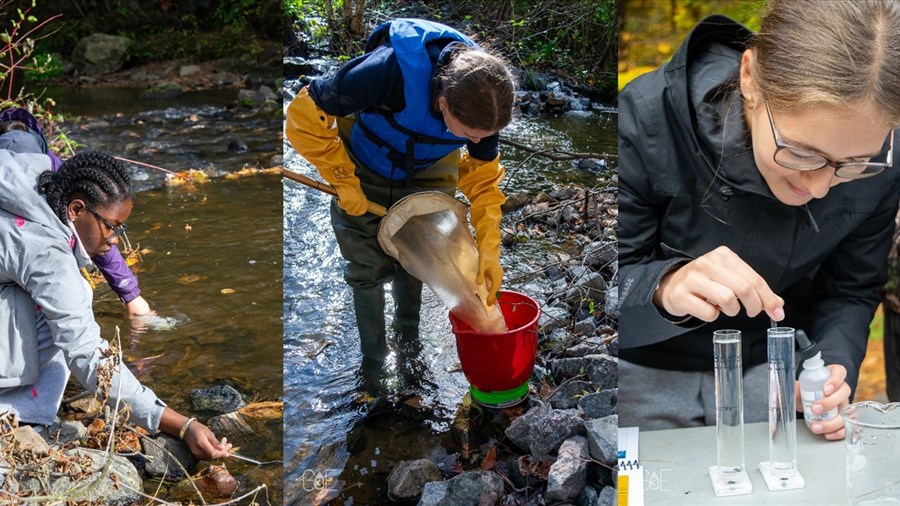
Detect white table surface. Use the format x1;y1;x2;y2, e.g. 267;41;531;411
639;421;848;505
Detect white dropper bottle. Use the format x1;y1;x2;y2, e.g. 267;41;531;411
796;330;838;428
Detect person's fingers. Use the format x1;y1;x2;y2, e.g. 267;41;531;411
824;365;848;396
703;246;783;318
674;293;722;322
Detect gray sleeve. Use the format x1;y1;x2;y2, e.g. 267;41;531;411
15;234;165;431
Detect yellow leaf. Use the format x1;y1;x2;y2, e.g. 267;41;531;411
220;288;236;294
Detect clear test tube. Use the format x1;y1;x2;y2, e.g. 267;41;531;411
759;326;805;490
708;329;752;496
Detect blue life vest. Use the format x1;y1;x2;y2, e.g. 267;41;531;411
350;19;476;181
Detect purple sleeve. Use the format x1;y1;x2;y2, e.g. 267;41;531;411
91;247;141;304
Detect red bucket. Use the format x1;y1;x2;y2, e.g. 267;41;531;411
449;290;540;407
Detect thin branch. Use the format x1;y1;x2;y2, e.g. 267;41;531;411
500;137;616;161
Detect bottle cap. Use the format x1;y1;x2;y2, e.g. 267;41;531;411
795;329;819;361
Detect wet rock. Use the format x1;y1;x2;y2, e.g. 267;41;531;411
191;383;247;414
574;317;598;337
564;271;607;308
561;204;581;223
534;191;552;204
566;340;606;357
227;139;250;153
502;491;544;506
598;485;616;506
211;71;242;87
68;395;104;416
549;380;593;410
578;485;599;506
604;285;620;319
501;191;531;213
606;335;619;357
551;355;616;388
577;159;607;172
504;405;584;460
546;436;590;502
283;56;335;80
578;389;617;419
196;465;240;498
549;187;579;201
140;82;184;100
18;448;141;504
207;401;283;440
179;64;201;77
142;433;197;480
418;470;505;506
539;305;572;333
48;419;88;444
585;241;616;270
586;415;617;466
72;33;132;75
586;355;617;390
13;425;50;452
388;459;444;501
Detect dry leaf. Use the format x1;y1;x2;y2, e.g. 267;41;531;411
220;288;236;294
480;445;497;471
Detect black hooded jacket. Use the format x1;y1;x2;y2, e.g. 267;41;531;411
618;15;900;393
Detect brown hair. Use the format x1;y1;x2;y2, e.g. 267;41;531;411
748;0;900;126
437;46;515;132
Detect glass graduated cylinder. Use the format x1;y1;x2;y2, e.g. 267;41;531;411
767;327;798;473
714;330;745;473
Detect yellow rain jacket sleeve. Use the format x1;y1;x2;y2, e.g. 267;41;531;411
457;153;506;306
285;87;368;216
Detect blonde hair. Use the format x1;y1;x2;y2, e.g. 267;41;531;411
749;0;900;126
437;46;515;132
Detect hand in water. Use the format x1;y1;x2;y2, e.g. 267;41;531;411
654;246;785;322
125;296;156;319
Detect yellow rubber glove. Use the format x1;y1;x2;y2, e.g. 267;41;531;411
285;87;368;216
457;153;506;306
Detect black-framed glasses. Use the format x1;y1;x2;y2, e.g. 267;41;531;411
765;99;893;180
86;205;128;240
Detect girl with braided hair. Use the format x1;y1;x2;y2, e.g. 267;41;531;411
0;149;231;459
0;107;153;318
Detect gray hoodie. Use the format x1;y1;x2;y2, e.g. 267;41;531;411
0;150;164;430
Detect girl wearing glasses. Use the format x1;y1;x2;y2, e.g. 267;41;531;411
0;150;231;460
618;0;900;439
0;107;154;319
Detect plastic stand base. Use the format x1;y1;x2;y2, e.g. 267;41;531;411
758;461;805;491
708;466;753;497
469;382;529;408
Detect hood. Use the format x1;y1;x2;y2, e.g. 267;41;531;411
0;149;70;241
666;15;774;198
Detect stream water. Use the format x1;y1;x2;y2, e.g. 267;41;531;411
282;81;616;504
48;87;284;504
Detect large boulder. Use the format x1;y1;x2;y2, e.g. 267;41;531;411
17;448;142;504
71;33;132;75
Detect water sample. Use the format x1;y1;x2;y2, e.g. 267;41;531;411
708;329;752;496
759;326;805;490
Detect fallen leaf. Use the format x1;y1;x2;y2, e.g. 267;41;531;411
480;445;497;471
220;288;236;294
184;224;192;231
178;274;202;284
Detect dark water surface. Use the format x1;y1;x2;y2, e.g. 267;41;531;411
51;88;284;504
282;85;616;504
